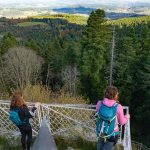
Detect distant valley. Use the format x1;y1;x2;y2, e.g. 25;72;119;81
0;2;150;20
53;7;145;19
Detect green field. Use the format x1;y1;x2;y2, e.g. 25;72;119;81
17;21;47;27
17;14;150;27
33;14;88;25
106;15;150;26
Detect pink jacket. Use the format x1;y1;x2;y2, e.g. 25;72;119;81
96;98;129;132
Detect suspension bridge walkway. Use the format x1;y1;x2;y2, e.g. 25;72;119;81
0;100;149;150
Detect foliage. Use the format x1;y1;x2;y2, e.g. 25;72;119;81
0;10;150;146
0;33;17;55
0;136;146;150
0;47;44;90
80;9;110;102
113;23;150;146
107;15;150;26
23;84;52;103
55;136;97;150
32;14;88;25
22;84;87;104
0;136;21;150
17;21;47;27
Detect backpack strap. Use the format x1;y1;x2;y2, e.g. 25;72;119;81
113;102;118;107
101;101;118;108
99;131;120;142
110;102;118;120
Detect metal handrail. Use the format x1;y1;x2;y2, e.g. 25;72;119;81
132;140;150;150
1;100;149;150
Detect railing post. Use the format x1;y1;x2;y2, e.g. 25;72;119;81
140;143;142;150
37;105;42;127
0;100;138;150
123;107;132;150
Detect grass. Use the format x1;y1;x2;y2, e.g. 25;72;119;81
0;136;97;150
32;14;88;25
0;136;96;150
17;21;47;27
0;136;140;150
55;136;97;150
106;15;150;26
0;136;21;150
32;13;150;26
23;84;88;104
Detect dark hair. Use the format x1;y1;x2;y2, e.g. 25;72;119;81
10;90;26;109
104;86;118;100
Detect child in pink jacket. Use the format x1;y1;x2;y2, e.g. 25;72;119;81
96;86;130;150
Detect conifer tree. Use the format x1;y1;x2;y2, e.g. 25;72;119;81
0;33;17;55
80;9;110;102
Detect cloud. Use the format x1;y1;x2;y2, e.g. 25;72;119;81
1;0;150;5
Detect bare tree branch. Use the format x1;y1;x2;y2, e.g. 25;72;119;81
0;47;44;90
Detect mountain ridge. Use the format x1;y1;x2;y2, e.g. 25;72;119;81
53;6;145;20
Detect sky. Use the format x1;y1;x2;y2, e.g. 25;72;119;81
1;0;150;9
1;0;150;4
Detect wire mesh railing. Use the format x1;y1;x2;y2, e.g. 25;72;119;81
0;100;148;150
132;141;150;150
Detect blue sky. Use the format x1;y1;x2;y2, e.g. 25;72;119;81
1;0;150;4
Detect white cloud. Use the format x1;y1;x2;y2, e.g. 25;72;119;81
1;0;150;5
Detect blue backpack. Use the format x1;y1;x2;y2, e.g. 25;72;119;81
96;101;118;140
9;109;22;126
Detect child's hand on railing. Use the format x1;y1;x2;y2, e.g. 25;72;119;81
126;114;130;119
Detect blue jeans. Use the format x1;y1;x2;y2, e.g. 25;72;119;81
97;138;115;150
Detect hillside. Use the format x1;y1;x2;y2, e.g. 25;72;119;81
53;6;144;20
0;12;150;147
18;21;47;27
33;13;150;26
32;14;150;26
32;14;88;25
1;14;150;32
107;15;150;26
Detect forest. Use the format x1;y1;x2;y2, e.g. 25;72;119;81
0;10;150;146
